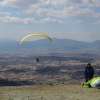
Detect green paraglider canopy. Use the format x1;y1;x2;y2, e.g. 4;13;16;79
82;77;100;89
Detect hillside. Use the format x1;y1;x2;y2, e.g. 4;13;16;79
0;50;100;86
0;85;100;100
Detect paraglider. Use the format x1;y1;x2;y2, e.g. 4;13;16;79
36;58;39;63
20;33;52;44
20;33;52;64
82;77;100;89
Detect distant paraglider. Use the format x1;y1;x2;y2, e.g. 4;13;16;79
20;33;52;64
36;58;39;63
20;33;52;44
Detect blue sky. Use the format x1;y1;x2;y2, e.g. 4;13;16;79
0;0;100;42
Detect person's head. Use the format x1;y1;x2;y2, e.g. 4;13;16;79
87;63;91;68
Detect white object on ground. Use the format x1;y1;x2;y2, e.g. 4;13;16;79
91;80;100;88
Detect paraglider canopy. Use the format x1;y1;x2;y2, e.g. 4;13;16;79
20;33;52;44
82;77;100;89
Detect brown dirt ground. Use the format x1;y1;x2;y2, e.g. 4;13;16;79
0;84;100;100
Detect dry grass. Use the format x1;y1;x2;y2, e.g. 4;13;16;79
0;84;100;100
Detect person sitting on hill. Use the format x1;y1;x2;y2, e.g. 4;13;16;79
84;63;94;82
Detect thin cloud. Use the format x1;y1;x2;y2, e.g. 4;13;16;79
0;0;48;8
0;11;10;15
94;21;100;24
40;17;65;24
0;16;64;24
83;0;100;7
50;0;82;7
0;16;37;24
24;6;100;18
36;6;94;17
75;20;82;23
1;0;100;8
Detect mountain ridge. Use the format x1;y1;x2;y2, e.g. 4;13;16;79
0;38;100;51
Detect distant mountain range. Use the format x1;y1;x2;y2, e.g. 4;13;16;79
0;38;100;51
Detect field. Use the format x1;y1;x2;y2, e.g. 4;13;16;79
0;51;100;86
0;85;100;100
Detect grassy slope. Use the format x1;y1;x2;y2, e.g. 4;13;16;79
0;85;100;100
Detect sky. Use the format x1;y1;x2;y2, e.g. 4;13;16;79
0;0;100;42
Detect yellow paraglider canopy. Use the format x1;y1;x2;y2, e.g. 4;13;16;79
20;33;52;44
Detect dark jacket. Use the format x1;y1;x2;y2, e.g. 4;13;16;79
84;67;94;77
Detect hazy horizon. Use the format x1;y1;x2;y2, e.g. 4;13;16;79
0;37;99;42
